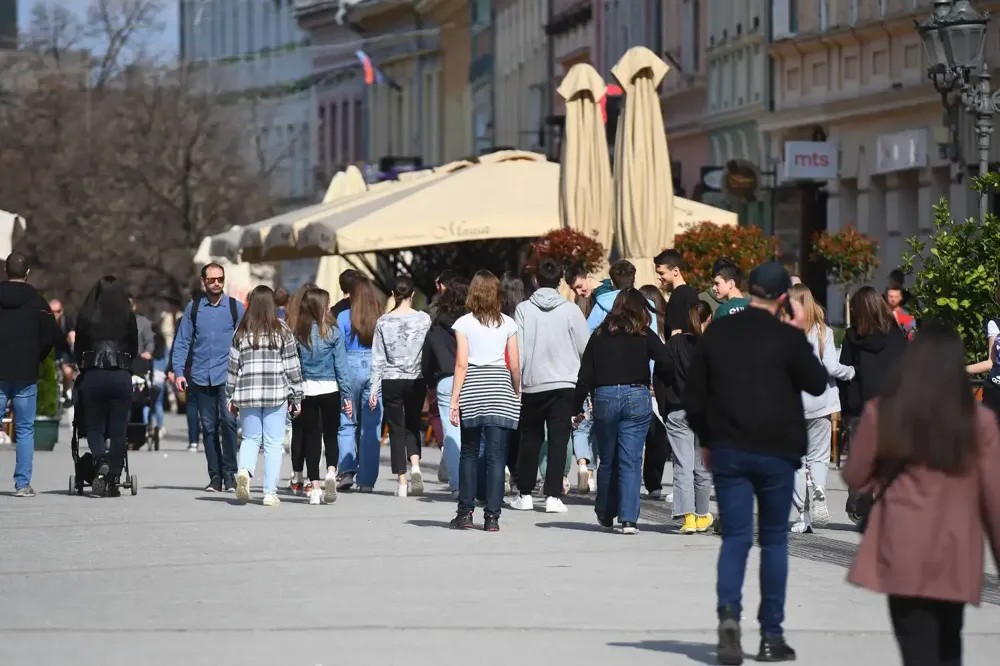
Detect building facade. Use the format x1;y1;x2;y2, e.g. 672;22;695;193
418;0;473;162
597;0;660;81
764;0;1000;312
700;0;771;227
494;0;549;152
180;0;315;205
544;0;595;158
660;0;708;199
469;0;495;153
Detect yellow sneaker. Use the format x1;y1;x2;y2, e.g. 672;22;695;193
696;513;715;533
679;513;697;534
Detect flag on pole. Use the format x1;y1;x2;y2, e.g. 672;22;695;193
355;50;402;90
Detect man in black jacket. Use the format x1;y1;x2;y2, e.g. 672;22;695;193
684;261;828;665
0;253;66;497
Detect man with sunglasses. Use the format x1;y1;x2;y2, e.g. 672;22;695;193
169;263;245;492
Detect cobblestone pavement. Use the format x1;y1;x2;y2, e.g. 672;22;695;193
1;412;999;666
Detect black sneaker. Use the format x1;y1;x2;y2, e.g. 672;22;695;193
597;516;614;530
483;514;500;532
717;611;743;665
757;637;796;662
91;463;110;497
449;511;474;530
223;475;236;493
106;481;121;498
205;477;222;492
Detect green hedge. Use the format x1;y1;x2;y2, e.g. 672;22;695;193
36;350;60;417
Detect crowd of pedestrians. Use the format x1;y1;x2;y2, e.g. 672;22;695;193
7;245;1000;666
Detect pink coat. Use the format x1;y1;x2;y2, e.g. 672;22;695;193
843;401;1000;605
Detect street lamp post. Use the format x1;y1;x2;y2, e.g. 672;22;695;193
917;0;993;221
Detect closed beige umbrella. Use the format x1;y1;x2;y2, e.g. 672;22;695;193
611;47;674;288
557;63;612;252
315;165;374;300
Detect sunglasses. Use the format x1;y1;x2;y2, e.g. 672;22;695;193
204;277;224;284
51;309;62;314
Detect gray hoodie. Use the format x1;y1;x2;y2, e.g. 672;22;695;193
514;287;590;394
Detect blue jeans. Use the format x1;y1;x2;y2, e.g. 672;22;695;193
0;382;37;490
185;390;201;444
435;376;462;492
190;383;238;482
337;351;383;485
712;447;797;638
144;382;165;429
572;402;597;471
592;385;652;524
459;425;509;516
237;405;286;494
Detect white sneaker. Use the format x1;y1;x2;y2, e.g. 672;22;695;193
665;492;673;503
577;465;591;495
508;494;533;511
308;487;322;505
323;471;338;504
394;484;408;498
234;469;251;502
262;493;280;507
790;517;812;534
409;469;424;495
545;496;568;513
187;442;198;452
810;486;830;527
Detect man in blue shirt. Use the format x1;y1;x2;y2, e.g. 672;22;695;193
169;263;245;492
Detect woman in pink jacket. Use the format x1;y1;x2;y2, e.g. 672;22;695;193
844;321;1000;666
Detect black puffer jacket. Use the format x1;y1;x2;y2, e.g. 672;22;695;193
0;280;65;383
421;312;461;386
838;326;908;417
661;332;698;412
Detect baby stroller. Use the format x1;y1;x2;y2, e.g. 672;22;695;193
67;377;138;496
127;371;159;451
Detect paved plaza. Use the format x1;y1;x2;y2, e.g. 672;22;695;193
2;412;1000;666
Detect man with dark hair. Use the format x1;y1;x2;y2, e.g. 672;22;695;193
0;252;66;496
586;260;659;333
274;287;289;320
711;259;750;319
684;261;828;664
331;269;358;318
512;258;591;512
564;265;613;301
655;249;700;335
169;262;246;490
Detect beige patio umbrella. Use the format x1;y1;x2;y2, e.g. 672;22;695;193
557;63;613;253
206;225;246;263
315;165;374;300
332;152;558;254
611;46;674;288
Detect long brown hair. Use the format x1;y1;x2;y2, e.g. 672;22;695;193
851;286;896;337
687;301;712;338
349;275;381;347
876;321;975;474
286;282;316;333
639;284;667;340
294;288;331;349
605;288;651;335
790;283;826;355
466;270;503;327
235;285;284;349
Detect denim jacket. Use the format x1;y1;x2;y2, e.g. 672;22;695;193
297;322;353;397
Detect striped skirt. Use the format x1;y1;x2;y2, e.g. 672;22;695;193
458;364;520;430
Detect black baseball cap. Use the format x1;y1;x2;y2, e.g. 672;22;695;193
748;261;791;300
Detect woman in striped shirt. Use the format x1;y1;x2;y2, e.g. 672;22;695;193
448;270;521;532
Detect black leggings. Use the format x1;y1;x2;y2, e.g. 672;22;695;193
643;416;670;493
301;392;341;481
381;378;426;475
889;596;964;666
81;368;132;478
291;416;305;474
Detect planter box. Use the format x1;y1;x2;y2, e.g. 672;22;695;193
33;416;60;451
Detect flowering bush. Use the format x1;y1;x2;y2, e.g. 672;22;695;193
527;228;606;274
673;223;780;292
810;225;880;289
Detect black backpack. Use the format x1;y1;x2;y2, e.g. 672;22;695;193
173;297;239;378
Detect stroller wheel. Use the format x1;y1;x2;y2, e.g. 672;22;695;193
847;512;863;527
68;475;75;496
130;475;138;496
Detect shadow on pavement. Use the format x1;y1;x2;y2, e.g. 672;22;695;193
535;521;611;533
146;485;215;492
607;639;722;664
405;519;454;529
194;496;246;506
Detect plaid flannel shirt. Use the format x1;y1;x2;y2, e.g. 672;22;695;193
226;325;304;409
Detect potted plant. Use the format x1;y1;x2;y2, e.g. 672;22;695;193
811;225;880;326
33;349;61;450
673;222;781;291
527;228;606;275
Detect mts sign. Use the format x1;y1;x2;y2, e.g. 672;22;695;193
784;141;838;180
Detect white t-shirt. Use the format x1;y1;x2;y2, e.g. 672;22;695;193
452;313;517;367
989;320;999;338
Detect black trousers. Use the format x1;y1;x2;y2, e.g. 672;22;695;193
643;416;670;492
290;416;305;474
982;383;1000;426
301;392;341;481
80;368;132;478
382;378;426;475
889;596;965;666
516;388;574;497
